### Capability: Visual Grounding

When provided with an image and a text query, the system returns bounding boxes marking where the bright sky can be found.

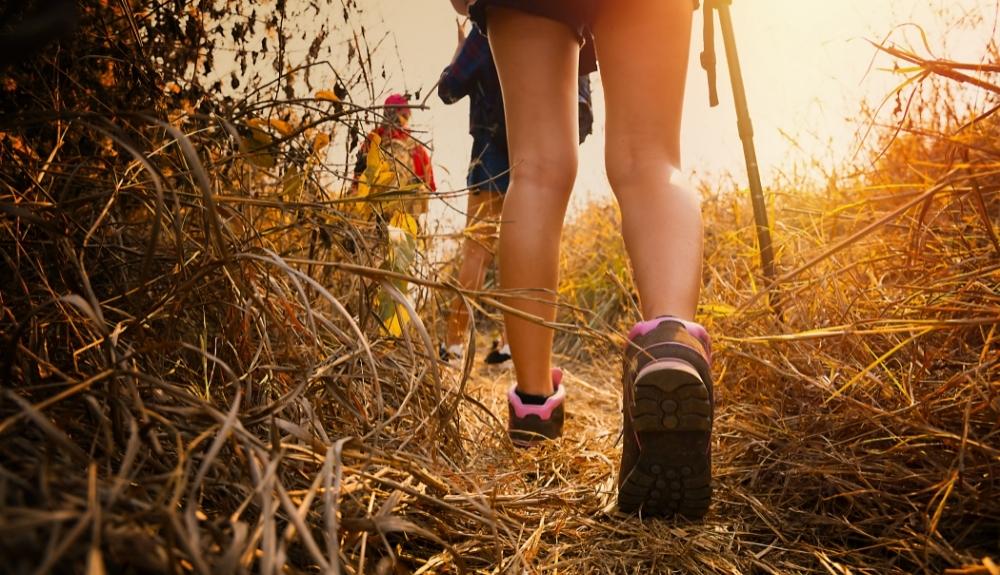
[351,0,997,230]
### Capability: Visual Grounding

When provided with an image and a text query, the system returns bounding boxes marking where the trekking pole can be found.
[699,0,782,317]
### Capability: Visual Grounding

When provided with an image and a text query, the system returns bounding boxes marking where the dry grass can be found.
[1,12,999,575]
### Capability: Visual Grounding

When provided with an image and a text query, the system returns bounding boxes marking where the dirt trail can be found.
[446,348,760,573]
[432,333,996,574]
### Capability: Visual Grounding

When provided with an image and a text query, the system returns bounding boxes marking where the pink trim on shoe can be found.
[627,317,712,361]
[507,368,565,419]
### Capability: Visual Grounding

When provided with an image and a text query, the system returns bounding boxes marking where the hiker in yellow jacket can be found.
[352,93,438,335]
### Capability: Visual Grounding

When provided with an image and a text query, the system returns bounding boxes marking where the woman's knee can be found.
[509,153,578,196]
[607,153,701,212]
[606,149,681,193]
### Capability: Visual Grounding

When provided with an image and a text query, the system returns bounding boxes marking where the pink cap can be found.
[384,93,409,107]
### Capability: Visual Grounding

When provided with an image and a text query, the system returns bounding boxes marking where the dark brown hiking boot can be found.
[484,340,512,366]
[507,368,565,447]
[618,317,713,518]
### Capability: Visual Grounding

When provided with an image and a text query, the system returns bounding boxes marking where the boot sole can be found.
[618,359,712,518]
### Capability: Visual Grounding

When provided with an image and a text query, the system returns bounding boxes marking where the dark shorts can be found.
[469,0,599,74]
[467,136,510,194]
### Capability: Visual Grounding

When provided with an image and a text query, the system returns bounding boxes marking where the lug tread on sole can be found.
[619,363,713,518]
[617,461,711,518]
[632,371,712,433]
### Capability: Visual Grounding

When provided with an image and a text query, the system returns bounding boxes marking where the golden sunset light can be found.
[2,1,997,572]
[363,0,997,224]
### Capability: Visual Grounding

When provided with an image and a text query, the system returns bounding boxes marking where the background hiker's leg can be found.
[447,189,504,348]
[593,0,701,320]
[487,7,580,396]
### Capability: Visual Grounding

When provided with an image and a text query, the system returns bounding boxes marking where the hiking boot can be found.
[439,343,463,363]
[484,340,512,366]
[618,317,713,518]
[508,368,565,447]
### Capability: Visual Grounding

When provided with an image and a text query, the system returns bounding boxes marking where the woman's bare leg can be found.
[446,189,504,348]
[593,0,700,320]
[487,8,580,396]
